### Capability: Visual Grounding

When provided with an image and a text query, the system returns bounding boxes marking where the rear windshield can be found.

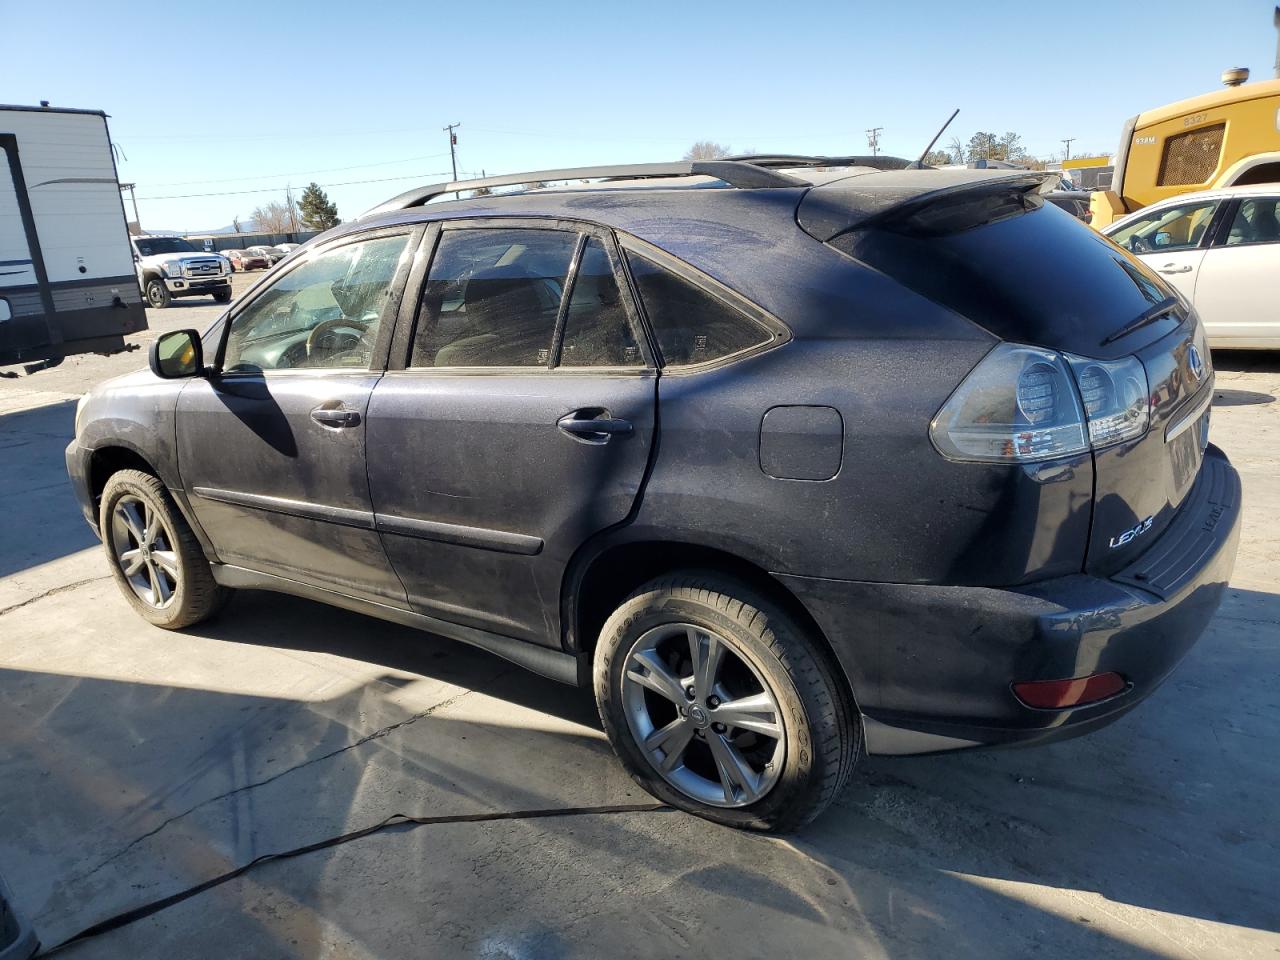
[829,203,1183,357]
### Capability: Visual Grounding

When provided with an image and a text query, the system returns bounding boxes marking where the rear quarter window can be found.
[624,251,774,366]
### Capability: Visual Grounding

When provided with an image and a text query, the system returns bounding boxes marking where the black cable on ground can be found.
[38,802,670,956]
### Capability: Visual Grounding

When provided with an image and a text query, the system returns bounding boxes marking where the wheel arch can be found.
[87,442,219,561]
[89,444,161,506]
[563,537,858,710]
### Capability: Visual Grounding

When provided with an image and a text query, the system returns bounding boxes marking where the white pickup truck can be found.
[131,235,232,308]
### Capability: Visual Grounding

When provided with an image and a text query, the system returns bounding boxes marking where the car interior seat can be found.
[432,266,548,366]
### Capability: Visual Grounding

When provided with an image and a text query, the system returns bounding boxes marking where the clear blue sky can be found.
[4,0,1278,231]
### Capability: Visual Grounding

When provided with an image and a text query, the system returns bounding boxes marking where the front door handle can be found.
[311,406,361,428]
[1158,264,1193,274]
[557,410,633,444]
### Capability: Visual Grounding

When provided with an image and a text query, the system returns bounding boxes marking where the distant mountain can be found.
[199,219,261,236]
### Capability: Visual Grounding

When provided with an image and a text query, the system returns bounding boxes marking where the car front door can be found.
[1108,198,1222,303]
[1191,195,1280,346]
[366,221,656,645]
[176,228,419,605]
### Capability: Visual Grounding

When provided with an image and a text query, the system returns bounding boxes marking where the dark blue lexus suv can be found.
[67,157,1241,831]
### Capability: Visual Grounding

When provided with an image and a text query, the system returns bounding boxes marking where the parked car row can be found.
[222,243,299,271]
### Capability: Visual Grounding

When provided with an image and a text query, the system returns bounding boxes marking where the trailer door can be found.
[0,135,52,363]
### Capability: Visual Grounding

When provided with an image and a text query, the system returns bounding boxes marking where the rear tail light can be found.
[1067,355,1150,446]
[930,342,1150,463]
[1013,672,1127,708]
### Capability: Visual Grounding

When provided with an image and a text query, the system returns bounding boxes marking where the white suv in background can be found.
[1105,185,1280,350]
[131,236,232,309]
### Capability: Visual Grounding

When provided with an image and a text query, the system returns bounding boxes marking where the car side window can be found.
[1222,197,1280,246]
[1109,201,1218,254]
[222,234,410,374]
[623,250,773,366]
[411,228,575,368]
[557,238,643,368]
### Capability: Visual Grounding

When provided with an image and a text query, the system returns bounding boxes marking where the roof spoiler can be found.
[362,161,806,218]
[798,169,1061,241]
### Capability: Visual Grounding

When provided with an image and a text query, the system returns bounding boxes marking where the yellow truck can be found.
[1091,73,1280,228]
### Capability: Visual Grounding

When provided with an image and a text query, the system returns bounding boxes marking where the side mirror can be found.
[150,329,204,379]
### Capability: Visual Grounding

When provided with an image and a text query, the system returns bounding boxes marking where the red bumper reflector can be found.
[1013,672,1126,709]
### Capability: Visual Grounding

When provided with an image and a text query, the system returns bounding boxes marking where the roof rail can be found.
[362,161,806,218]
[725,154,915,171]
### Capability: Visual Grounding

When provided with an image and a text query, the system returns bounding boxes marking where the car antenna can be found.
[909,108,960,169]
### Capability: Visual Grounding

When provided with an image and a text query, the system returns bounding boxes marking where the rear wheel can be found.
[594,572,858,832]
[144,278,171,309]
[100,469,228,628]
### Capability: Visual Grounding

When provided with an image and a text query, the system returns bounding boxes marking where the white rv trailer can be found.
[0,104,146,369]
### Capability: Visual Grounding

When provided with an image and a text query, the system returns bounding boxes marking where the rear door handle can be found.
[1158,264,1193,274]
[557,410,633,444]
[311,406,361,428]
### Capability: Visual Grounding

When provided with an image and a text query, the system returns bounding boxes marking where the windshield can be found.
[135,237,197,256]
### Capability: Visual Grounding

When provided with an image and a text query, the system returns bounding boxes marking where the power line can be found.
[136,170,474,201]
[145,152,453,188]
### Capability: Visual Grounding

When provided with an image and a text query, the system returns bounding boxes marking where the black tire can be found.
[144,278,171,309]
[594,571,859,832]
[213,289,232,304]
[100,469,229,629]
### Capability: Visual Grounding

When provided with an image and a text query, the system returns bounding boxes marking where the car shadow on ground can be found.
[1212,349,1280,375]
[173,582,1280,941]
[0,401,98,579]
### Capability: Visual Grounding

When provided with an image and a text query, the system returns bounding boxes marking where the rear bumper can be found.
[779,445,1242,755]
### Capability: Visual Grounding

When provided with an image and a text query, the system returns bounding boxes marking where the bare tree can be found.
[232,216,243,233]
[683,141,732,161]
[250,199,298,234]
[947,136,967,164]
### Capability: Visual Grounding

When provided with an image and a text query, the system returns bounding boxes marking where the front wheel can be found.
[145,278,171,308]
[100,469,229,628]
[213,288,232,304]
[594,572,859,832]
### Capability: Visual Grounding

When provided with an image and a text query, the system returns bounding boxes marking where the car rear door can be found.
[1190,195,1280,346]
[176,227,419,605]
[366,220,656,645]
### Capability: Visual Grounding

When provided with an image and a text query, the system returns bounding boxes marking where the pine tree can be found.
[298,182,340,230]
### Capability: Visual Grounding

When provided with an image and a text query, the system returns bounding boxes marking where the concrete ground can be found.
[1,290,1277,958]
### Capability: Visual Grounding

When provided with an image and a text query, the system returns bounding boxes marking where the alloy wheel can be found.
[621,622,786,807]
[109,495,179,608]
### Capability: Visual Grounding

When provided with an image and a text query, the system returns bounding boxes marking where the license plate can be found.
[1168,410,1208,496]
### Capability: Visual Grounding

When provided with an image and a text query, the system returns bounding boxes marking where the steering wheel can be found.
[305,316,373,360]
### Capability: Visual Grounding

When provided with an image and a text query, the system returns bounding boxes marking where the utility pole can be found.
[1061,138,1075,162]
[866,127,883,157]
[444,123,460,181]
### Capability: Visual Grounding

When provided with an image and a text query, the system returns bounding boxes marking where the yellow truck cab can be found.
[1091,74,1280,228]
